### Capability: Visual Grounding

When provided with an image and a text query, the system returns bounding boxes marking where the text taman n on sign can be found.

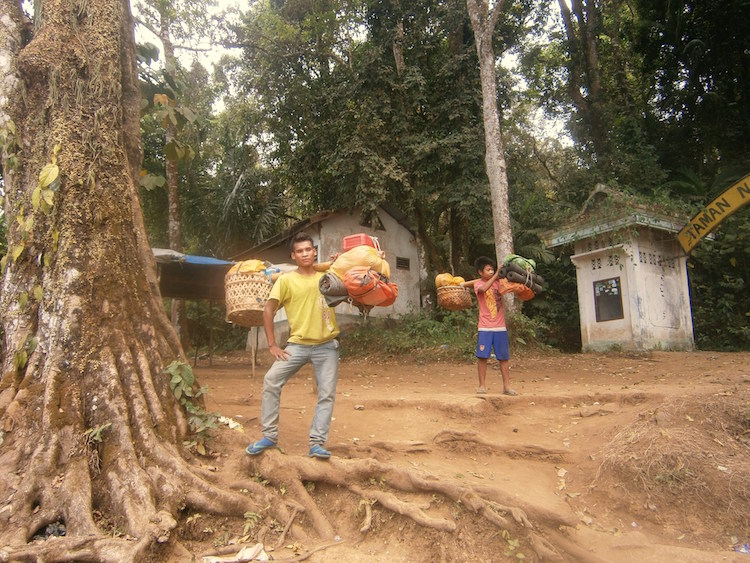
[677,173,750,253]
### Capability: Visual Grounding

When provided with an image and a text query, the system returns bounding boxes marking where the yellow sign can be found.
[678,173,750,253]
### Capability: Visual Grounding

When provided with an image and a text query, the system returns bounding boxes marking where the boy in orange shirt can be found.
[471,256,517,396]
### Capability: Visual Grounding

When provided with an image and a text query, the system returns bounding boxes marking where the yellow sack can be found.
[227,259,266,276]
[330,246,391,279]
[435,273,465,287]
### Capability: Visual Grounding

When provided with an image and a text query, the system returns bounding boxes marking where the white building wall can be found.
[314,210,421,321]
[629,230,694,350]
[571,240,633,350]
[570,230,694,351]
[246,209,421,350]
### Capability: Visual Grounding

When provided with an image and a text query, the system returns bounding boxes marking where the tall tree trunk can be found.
[414,202,444,275]
[158,8,190,350]
[466,0,514,269]
[557,0,609,159]
[0,1,248,559]
[393,20,405,76]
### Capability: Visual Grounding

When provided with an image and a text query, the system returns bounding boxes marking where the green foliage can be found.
[185,300,248,357]
[688,212,750,351]
[5,146,62,271]
[138,49,284,256]
[32,146,61,216]
[139,171,166,191]
[242,511,262,536]
[506,308,551,351]
[184,98,283,255]
[83,423,112,444]
[124,0,747,354]
[165,360,197,401]
[634,0,750,187]
[521,0,668,193]
[0,120,20,170]
[164,360,218,450]
[519,254,581,352]
[222,0,533,271]
[13,334,38,372]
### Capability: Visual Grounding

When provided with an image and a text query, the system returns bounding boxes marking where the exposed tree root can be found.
[358,500,373,533]
[200,540,344,563]
[275,500,304,548]
[243,448,578,560]
[349,485,457,531]
[273,540,343,562]
[366,440,430,453]
[544,528,609,563]
[0,317,257,562]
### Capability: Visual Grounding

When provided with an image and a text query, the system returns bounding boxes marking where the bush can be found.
[340,309,476,362]
[689,214,750,351]
[506,310,551,354]
[340,307,550,362]
[183,300,248,357]
[521,254,581,352]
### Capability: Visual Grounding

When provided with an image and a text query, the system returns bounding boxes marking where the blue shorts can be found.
[476,330,509,360]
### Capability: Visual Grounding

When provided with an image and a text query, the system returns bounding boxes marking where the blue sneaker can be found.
[308,444,331,459]
[246,437,276,455]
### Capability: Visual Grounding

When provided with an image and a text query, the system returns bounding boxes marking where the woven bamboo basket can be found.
[225,271,272,327]
[437,285,472,311]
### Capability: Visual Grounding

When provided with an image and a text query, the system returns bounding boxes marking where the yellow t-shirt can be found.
[269,271,340,345]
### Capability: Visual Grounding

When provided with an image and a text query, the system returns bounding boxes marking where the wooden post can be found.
[250,327,256,378]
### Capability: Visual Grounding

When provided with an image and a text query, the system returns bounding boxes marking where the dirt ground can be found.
[177,350,750,562]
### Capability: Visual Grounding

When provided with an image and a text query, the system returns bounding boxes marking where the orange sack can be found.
[497,278,535,301]
[343,266,399,307]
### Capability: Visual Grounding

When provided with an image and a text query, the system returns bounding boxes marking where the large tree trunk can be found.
[466,0,514,284]
[0,1,248,559]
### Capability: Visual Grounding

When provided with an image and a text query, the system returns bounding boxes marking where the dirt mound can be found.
[593,393,750,543]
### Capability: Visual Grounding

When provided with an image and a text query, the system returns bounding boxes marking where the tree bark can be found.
[414,202,445,275]
[0,1,248,559]
[465,0,514,271]
[393,20,405,76]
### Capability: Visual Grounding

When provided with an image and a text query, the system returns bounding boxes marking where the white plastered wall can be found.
[570,229,694,351]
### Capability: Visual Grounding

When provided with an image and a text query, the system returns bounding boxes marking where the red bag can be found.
[343,266,399,307]
[342,233,381,252]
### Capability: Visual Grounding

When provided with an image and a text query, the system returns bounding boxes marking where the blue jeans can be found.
[260,339,339,446]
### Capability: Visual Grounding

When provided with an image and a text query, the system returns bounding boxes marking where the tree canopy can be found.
[4,0,749,356]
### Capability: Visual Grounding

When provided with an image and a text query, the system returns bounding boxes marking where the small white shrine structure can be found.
[544,186,695,352]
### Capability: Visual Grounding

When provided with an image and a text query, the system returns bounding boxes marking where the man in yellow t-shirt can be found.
[246,233,340,459]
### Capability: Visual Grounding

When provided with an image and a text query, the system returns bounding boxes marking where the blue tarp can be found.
[153,249,233,300]
[184,255,233,266]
